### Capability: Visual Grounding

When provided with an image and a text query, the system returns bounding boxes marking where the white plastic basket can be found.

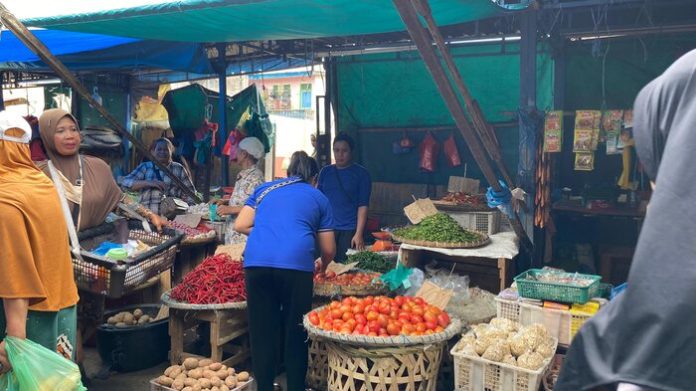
[495,297,520,322]
[447,210,501,235]
[495,298,593,346]
[451,337,558,391]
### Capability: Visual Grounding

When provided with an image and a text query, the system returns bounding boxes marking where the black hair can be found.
[333,132,355,151]
[287,151,318,183]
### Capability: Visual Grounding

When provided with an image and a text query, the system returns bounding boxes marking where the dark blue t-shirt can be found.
[243,177,334,272]
[317,164,371,231]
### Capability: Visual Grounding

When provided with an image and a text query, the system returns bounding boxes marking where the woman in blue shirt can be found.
[235,151,335,391]
[317,132,372,261]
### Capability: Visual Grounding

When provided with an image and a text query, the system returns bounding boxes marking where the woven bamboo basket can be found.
[161,291,247,310]
[306,335,329,390]
[325,340,445,391]
[313,281,388,298]
[390,233,490,249]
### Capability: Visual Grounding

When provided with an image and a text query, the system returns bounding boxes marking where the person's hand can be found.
[149,180,167,191]
[149,214,167,232]
[0,340,12,374]
[213,199,227,206]
[351,233,365,251]
[216,205,230,216]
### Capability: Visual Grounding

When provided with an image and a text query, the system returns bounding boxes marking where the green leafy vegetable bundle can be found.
[347,251,392,273]
[392,213,483,243]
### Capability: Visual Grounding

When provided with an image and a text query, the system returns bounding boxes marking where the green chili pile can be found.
[393,213,483,243]
[347,251,393,273]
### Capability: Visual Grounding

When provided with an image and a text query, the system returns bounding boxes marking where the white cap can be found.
[0,110,32,144]
[238,137,265,160]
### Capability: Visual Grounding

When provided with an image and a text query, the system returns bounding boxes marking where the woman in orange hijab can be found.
[0,111,80,373]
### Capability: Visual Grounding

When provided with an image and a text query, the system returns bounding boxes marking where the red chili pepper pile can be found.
[170,253,246,304]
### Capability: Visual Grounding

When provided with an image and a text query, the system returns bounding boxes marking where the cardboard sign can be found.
[404,198,438,224]
[215,243,245,261]
[174,213,202,228]
[448,176,480,194]
[415,281,454,310]
[325,261,358,276]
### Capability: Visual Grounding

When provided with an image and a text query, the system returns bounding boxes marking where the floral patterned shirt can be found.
[225,166,264,244]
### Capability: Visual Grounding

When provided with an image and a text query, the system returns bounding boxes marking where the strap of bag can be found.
[256,177,302,205]
[333,167,355,204]
[48,160,84,262]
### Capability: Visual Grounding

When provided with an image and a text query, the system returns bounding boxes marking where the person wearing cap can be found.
[217,137,265,245]
[0,111,80,374]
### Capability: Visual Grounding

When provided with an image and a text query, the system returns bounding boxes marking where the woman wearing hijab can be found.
[555,49,696,391]
[235,151,335,391]
[120,137,197,215]
[37,108,165,231]
[0,111,80,374]
[217,137,265,245]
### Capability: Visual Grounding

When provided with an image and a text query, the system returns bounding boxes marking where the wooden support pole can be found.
[412,0,514,186]
[0,3,201,203]
[392,0,532,250]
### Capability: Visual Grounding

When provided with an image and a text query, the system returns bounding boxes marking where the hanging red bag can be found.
[443,133,462,167]
[419,131,439,172]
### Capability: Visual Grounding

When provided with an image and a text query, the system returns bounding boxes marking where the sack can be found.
[419,131,439,172]
[443,133,462,167]
[0,336,86,391]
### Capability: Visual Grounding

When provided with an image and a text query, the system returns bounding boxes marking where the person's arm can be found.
[234,206,256,236]
[0,298,29,373]
[351,206,368,250]
[120,163,165,191]
[120,196,167,231]
[351,168,372,250]
[317,231,336,273]
[217,205,244,217]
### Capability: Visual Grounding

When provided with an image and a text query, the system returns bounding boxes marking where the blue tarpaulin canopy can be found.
[0,29,138,62]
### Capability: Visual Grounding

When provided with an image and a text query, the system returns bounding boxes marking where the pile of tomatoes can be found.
[313,271,381,286]
[307,295,451,337]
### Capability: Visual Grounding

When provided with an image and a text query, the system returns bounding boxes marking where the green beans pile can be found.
[393,213,483,243]
[346,251,392,273]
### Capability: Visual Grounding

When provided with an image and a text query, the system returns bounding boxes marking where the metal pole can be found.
[392,0,532,250]
[0,72,5,111]
[323,58,333,163]
[216,43,229,188]
[0,2,201,203]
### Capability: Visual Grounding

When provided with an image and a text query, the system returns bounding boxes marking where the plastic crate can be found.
[495,297,520,322]
[445,210,501,235]
[514,269,601,304]
[451,337,558,391]
[76,220,184,298]
[519,303,593,346]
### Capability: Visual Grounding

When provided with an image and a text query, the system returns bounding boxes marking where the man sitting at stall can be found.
[119,138,197,215]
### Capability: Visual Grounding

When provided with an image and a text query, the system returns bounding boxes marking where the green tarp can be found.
[23,0,525,42]
[336,42,554,185]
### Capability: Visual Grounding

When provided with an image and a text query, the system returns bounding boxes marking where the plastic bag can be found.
[0,336,86,391]
[419,131,439,172]
[443,133,462,167]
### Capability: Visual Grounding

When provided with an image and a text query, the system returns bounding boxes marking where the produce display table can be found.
[164,296,249,369]
[399,231,519,293]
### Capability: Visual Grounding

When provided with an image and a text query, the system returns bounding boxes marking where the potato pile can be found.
[452,317,556,371]
[155,358,250,391]
[106,308,156,327]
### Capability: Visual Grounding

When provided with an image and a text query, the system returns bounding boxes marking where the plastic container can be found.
[451,337,558,391]
[96,304,169,372]
[514,269,601,304]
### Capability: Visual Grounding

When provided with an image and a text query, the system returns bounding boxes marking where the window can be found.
[281,84,291,110]
[300,83,312,109]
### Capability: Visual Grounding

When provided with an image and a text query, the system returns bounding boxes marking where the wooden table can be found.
[169,307,249,368]
[399,232,519,294]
